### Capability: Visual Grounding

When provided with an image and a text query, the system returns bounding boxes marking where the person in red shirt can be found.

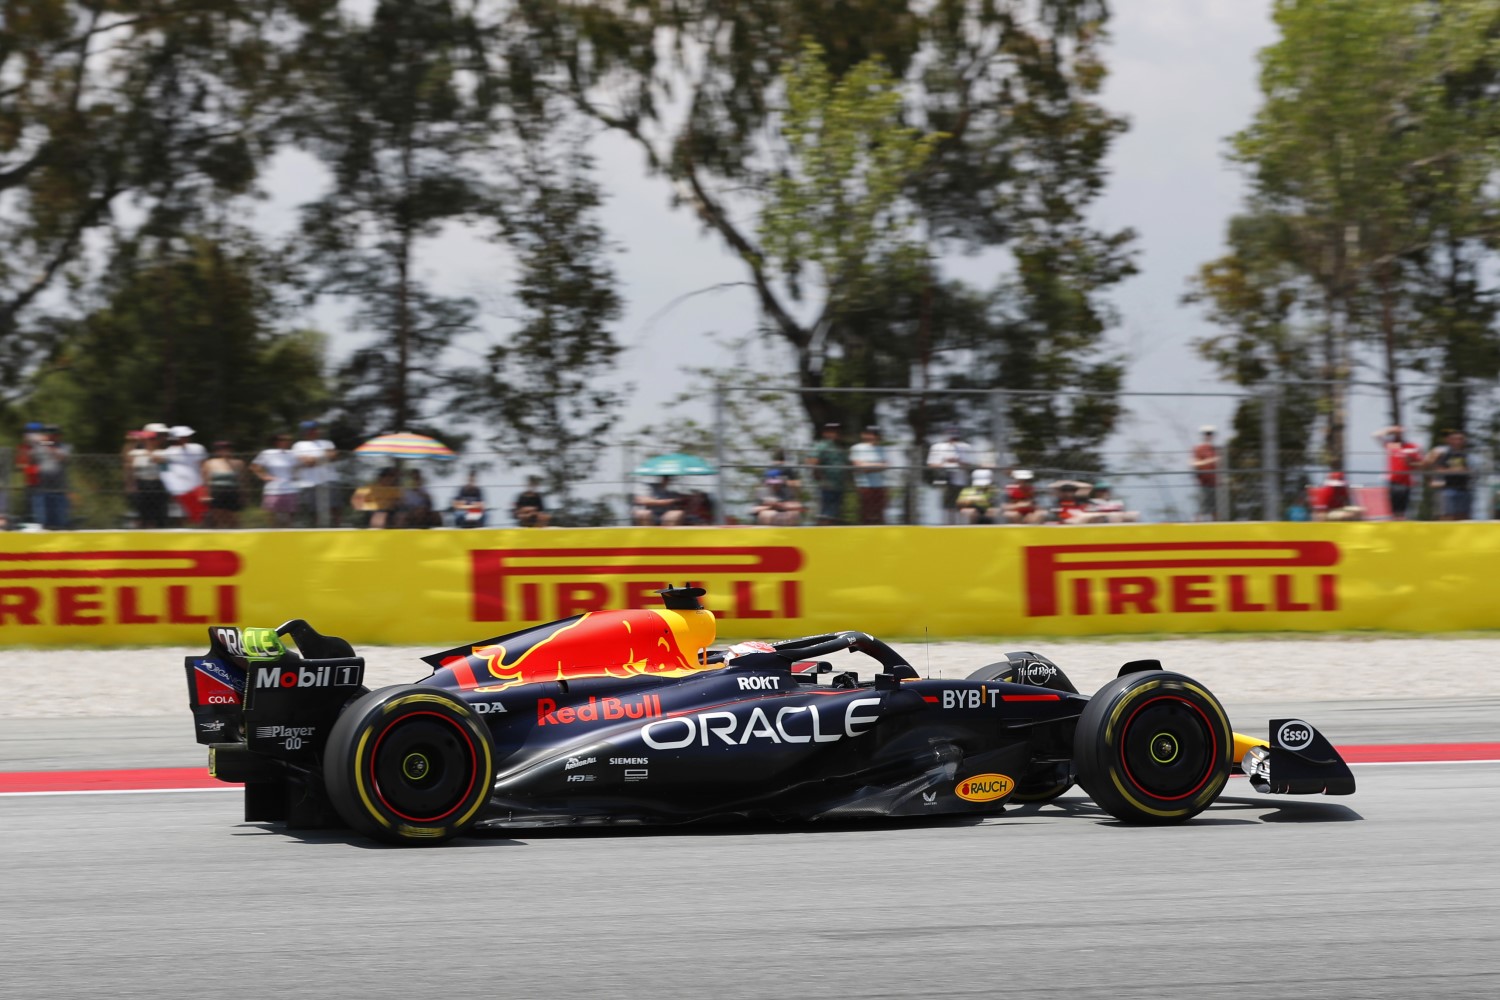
[1191,425,1220,521]
[1373,425,1422,519]
[1309,471,1362,521]
[1002,469,1043,524]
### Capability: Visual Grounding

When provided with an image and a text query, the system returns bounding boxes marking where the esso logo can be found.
[1277,721,1314,751]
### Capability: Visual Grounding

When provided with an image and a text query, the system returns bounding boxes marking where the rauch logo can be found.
[470,546,803,622]
[0,550,239,627]
[1023,540,1340,618]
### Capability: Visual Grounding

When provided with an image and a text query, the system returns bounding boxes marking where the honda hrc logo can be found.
[469,546,802,622]
[1023,541,1340,618]
[254,664,361,689]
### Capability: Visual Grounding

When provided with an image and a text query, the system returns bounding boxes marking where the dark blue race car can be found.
[185,586,1354,844]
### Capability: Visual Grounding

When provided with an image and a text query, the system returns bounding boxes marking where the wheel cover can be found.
[369,711,478,823]
[1118,695,1218,802]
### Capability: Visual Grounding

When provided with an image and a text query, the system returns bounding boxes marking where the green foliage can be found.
[1196,0,1500,461]
[294,0,498,437]
[0,1,329,398]
[466,119,624,510]
[28,234,329,454]
[527,1,1134,470]
[760,40,941,307]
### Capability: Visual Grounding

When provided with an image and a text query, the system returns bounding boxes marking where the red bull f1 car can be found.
[184,586,1354,844]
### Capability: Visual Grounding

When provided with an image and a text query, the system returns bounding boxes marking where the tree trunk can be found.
[1379,265,1402,429]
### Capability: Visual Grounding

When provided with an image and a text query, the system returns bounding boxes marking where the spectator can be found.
[351,467,402,528]
[848,425,889,525]
[1192,425,1220,521]
[751,469,804,526]
[926,425,974,524]
[394,468,440,527]
[1002,469,1044,524]
[1425,430,1474,521]
[292,420,339,527]
[17,421,44,523]
[201,440,246,529]
[1050,480,1093,524]
[29,425,71,529]
[681,489,715,525]
[634,476,685,526]
[1374,425,1423,520]
[1075,481,1139,524]
[1309,471,1363,522]
[251,432,301,528]
[512,475,551,528]
[451,471,487,528]
[807,421,849,525]
[955,469,998,524]
[162,426,208,526]
[124,429,169,528]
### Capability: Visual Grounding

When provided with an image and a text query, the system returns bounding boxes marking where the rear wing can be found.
[184,621,365,760]
[185,627,251,745]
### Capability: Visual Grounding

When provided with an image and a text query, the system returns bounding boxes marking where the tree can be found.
[465,119,625,520]
[1208,0,1500,466]
[1,1,329,411]
[27,233,329,455]
[516,0,1135,461]
[294,0,498,438]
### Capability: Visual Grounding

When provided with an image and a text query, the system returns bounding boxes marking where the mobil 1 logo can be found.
[253,663,362,690]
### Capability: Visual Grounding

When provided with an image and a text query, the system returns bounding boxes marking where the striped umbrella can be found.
[353,432,457,461]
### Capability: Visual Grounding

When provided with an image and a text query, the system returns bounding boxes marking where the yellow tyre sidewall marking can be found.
[352,694,495,835]
[1104,679,1230,818]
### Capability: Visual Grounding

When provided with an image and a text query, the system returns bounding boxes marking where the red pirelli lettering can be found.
[1024,541,1341,618]
[471,547,804,622]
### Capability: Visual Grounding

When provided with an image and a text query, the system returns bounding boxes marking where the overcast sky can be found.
[265,0,1335,498]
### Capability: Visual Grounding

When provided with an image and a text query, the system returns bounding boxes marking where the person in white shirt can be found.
[251,432,301,528]
[291,419,339,526]
[848,425,889,524]
[161,425,208,525]
[926,425,975,524]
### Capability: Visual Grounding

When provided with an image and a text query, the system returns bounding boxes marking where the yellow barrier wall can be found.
[1,523,1497,647]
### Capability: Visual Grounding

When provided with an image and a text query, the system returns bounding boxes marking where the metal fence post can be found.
[712,384,727,525]
[989,389,1010,471]
[1261,382,1281,520]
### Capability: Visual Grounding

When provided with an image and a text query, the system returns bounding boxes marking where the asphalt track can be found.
[3,700,1499,999]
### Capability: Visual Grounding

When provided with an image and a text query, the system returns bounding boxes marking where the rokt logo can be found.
[1023,541,1340,618]
[470,546,803,622]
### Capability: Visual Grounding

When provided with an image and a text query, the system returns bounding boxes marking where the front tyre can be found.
[1074,671,1231,825]
[323,685,494,845]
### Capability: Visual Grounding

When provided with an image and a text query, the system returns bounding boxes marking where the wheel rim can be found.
[1118,695,1218,801]
[369,711,478,823]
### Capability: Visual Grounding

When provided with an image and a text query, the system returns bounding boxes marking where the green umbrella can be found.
[633,452,717,476]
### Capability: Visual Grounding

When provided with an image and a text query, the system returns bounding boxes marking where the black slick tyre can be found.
[323,685,494,845]
[1074,671,1231,824]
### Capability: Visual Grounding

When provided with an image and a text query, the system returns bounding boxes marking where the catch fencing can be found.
[4,376,1498,529]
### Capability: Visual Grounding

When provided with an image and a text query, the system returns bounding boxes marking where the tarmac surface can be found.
[2,638,1498,997]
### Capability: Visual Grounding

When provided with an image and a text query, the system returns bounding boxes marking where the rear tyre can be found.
[323,685,494,845]
[1074,671,1231,825]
